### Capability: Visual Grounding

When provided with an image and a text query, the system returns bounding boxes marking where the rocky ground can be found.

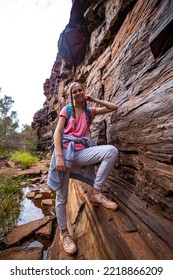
[0,158,158,260]
[0,157,57,260]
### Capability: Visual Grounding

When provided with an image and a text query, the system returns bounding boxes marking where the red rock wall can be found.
[32,0,173,259]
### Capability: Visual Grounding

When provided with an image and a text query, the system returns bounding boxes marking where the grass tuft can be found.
[0,175,23,241]
[11,151,39,169]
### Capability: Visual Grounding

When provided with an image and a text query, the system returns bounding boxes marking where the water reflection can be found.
[17,187,44,226]
[17,185,56,226]
[28,240,43,248]
[15,186,56,259]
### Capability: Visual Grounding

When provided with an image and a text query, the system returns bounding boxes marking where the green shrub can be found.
[11,151,39,169]
[0,140,9,157]
[0,175,22,241]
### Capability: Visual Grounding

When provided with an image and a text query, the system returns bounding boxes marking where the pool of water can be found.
[16,186,56,259]
[17,187,45,225]
[17,186,55,225]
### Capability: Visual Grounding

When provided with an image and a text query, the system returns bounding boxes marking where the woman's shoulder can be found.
[88,106,96,121]
[88,106,96,114]
[88,106,95,110]
[59,105,68,118]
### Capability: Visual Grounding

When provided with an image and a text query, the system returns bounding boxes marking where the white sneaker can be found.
[60,231,77,255]
[89,191,118,211]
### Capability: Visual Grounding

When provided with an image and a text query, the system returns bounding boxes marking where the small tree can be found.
[20,124,38,152]
[0,90,19,153]
[0,89,38,154]
[0,95,19,136]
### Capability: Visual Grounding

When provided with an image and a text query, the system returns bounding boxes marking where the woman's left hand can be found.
[85,95,96,102]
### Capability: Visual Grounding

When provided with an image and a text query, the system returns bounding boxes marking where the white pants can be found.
[56,145,118,230]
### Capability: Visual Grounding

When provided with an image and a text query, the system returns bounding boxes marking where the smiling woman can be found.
[0,0,72,127]
[47,81,119,255]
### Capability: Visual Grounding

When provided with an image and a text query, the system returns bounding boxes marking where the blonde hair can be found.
[68,81,85,95]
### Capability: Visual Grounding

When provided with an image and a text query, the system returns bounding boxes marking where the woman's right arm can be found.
[53,116,66,173]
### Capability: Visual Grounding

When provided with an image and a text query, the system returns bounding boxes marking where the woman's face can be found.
[71,83,85,103]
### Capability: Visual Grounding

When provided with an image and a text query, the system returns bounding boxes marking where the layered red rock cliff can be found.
[32,0,173,259]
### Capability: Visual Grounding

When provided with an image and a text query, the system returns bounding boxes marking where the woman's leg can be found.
[74,145,118,190]
[73,145,118,210]
[55,168,71,230]
[56,168,77,255]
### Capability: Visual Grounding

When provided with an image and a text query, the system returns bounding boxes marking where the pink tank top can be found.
[59,106,95,150]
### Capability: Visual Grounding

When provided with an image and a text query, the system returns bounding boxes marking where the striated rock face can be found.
[47,181,157,260]
[32,0,173,259]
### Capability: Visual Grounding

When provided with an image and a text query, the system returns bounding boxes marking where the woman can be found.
[48,81,119,255]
